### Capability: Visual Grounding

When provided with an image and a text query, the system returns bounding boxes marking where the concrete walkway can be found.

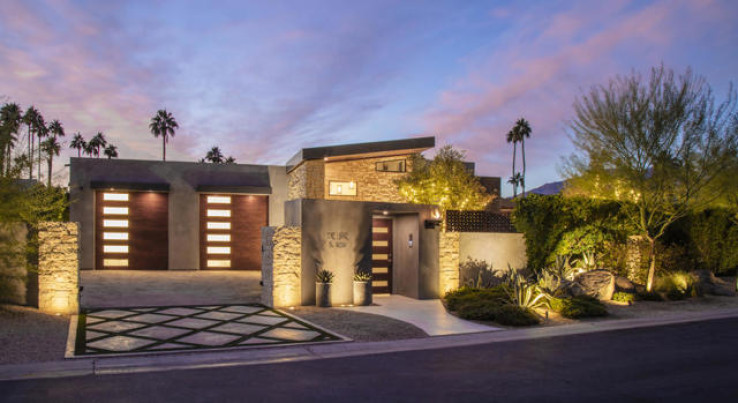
[339,295,499,336]
[80,271,262,308]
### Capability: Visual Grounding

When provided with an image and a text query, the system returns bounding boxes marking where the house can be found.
[69,136,524,307]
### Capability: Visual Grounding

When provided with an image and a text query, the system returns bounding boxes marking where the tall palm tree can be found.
[103,144,118,159]
[69,133,86,157]
[83,141,95,157]
[1,102,22,175]
[506,123,521,197]
[149,109,178,161]
[41,136,60,187]
[36,119,49,181]
[513,118,531,196]
[46,119,65,184]
[204,146,224,163]
[89,132,106,158]
[23,106,41,180]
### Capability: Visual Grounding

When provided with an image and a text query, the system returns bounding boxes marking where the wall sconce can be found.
[424,219,441,229]
[432,208,441,220]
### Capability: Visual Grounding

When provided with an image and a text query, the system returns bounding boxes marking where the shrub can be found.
[456,300,499,321]
[459,258,503,288]
[494,305,540,326]
[445,286,508,312]
[655,271,698,300]
[504,270,547,309]
[612,291,635,303]
[559,295,608,319]
[547,297,566,313]
[637,290,664,301]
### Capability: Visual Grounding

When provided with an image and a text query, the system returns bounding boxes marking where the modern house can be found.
[69,136,522,306]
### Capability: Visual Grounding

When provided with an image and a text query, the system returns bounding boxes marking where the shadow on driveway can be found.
[80,270,261,308]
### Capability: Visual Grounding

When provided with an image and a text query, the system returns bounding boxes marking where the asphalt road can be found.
[3,317,738,402]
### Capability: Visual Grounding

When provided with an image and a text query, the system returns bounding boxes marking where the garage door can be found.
[199,194,268,270]
[95,191,169,270]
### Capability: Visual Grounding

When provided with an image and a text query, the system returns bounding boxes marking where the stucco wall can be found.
[261,226,301,307]
[69,158,285,270]
[323,155,413,203]
[458,232,527,272]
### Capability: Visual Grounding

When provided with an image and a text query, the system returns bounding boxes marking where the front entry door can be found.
[371,218,392,294]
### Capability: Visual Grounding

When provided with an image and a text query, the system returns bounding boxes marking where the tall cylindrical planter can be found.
[316,283,332,307]
[353,281,372,306]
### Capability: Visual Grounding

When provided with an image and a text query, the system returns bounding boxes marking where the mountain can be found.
[528,180,565,195]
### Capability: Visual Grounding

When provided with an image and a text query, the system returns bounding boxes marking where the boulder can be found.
[615,276,636,292]
[574,270,616,300]
[691,270,736,296]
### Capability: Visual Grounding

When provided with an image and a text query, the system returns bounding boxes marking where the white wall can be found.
[458,232,527,272]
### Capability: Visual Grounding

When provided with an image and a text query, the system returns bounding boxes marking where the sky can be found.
[1,0,737,195]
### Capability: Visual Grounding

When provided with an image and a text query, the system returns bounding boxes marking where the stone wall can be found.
[38,222,79,314]
[439,231,460,296]
[287,160,325,201]
[261,226,302,307]
[626,235,650,284]
[324,155,412,203]
[0,224,28,305]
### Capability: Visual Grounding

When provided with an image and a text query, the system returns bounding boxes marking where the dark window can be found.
[376,159,406,172]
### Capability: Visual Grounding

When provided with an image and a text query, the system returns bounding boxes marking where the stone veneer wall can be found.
[0,224,28,305]
[324,155,412,203]
[287,160,325,201]
[38,222,79,314]
[626,235,650,284]
[438,231,460,296]
[261,226,302,307]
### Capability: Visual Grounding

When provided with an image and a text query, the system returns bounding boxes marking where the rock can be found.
[691,270,736,296]
[574,270,616,300]
[615,276,636,292]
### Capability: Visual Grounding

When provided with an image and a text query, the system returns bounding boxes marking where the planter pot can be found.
[353,281,372,306]
[315,282,332,307]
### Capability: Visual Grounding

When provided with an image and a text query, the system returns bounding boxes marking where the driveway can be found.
[80,270,262,308]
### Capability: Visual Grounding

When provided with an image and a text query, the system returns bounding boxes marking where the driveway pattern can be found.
[75,304,343,356]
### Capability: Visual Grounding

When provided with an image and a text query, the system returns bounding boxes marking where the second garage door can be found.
[199,194,268,270]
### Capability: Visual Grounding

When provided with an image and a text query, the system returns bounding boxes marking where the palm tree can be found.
[507,172,523,197]
[83,141,95,157]
[23,106,41,179]
[41,136,60,187]
[36,120,49,181]
[514,118,532,196]
[103,144,118,159]
[46,119,65,184]
[69,133,86,157]
[89,132,106,158]
[506,123,520,197]
[204,146,224,163]
[149,109,178,161]
[225,156,236,164]
[1,102,22,175]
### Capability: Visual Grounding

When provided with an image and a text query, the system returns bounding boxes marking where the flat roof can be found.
[286,136,435,171]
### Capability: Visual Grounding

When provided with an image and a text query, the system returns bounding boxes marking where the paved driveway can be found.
[80,270,262,308]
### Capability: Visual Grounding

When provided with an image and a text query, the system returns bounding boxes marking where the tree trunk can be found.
[522,138,526,197]
[645,237,657,292]
[163,135,166,161]
[47,155,52,187]
[37,140,42,183]
[512,142,517,197]
[28,125,32,180]
[6,143,12,174]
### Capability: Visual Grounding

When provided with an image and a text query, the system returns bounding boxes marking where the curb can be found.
[2,308,738,382]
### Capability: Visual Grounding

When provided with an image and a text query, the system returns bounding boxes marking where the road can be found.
[2,317,738,402]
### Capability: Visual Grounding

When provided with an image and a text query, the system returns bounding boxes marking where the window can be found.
[376,159,406,172]
[329,181,357,196]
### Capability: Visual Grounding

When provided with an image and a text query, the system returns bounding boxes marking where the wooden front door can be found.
[371,218,392,294]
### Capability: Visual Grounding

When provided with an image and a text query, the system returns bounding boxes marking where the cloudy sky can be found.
[1,0,736,195]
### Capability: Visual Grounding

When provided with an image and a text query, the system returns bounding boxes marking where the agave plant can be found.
[315,269,335,284]
[537,271,566,298]
[353,271,372,282]
[504,270,547,309]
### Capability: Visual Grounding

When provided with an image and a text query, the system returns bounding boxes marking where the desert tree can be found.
[563,65,738,291]
[103,144,118,159]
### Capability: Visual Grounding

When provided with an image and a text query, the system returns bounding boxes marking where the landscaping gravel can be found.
[289,307,428,341]
[0,305,70,365]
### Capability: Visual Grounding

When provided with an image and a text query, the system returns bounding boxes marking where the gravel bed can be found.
[289,307,428,341]
[0,305,70,365]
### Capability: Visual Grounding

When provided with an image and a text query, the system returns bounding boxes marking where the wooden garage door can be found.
[199,194,268,270]
[95,191,169,270]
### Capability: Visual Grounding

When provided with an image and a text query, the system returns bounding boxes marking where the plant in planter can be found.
[315,269,335,307]
[353,271,373,306]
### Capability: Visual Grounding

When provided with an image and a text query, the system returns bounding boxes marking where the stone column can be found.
[439,231,460,296]
[38,222,79,314]
[261,226,302,307]
[626,235,650,285]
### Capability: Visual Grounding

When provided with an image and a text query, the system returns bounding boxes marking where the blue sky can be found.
[1,0,737,195]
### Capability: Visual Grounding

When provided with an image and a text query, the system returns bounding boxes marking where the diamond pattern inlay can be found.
[75,304,342,357]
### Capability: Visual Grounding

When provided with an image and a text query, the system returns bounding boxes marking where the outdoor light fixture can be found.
[383,210,389,216]
[425,208,442,228]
